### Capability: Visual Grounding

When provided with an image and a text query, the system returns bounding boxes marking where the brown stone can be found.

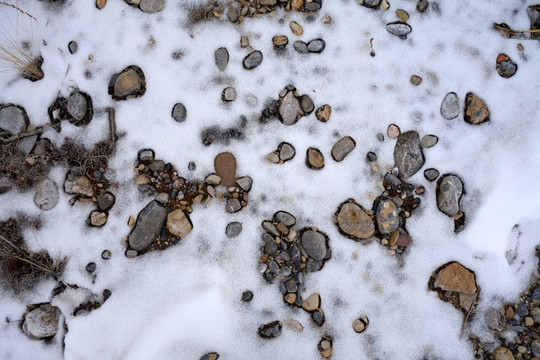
[396,234,412,247]
[90,211,107,227]
[96,0,106,9]
[464,92,490,125]
[114,68,142,98]
[336,201,375,240]
[302,293,320,312]
[284,293,296,304]
[166,209,193,238]
[284,318,303,332]
[291,0,304,11]
[290,21,304,36]
[493,347,515,360]
[214,152,237,187]
[434,262,477,294]
[352,316,369,333]
[315,104,331,122]
[505,306,515,320]
[273,35,288,48]
[387,124,400,139]
[306,147,324,169]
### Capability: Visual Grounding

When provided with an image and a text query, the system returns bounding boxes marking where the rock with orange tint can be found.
[434,262,477,294]
[214,152,237,187]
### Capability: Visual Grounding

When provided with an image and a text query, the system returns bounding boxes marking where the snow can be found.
[1,0,540,359]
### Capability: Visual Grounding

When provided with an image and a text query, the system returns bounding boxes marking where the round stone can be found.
[301,230,327,260]
[242,290,253,302]
[421,134,438,148]
[226,222,242,238]
[243,51,263,70]
[172,103,187,122]
[410,75,422,86]
[34,179,59,211]
[86,262,96,273]
[440,92,460,120]
[336,201,375,240]
[301,293,320,311]
[278,142,295,161]
[307,39,326,53]
[376,200,399,234]
[111,66,145,100]
[68,41,78,54]
[424,168,440,181]
[222,87,237,102]
[293,41,308,54]
[290,21,304,36]
[67,92,87,121]
[387,124,400,139]
[496,54,517,78]
[306,148,324,169]
[214,47,229,71]
[214,152,237,187]
[101,250,112,260]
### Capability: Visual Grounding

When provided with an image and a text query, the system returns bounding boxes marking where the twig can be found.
[0,2,37,21]
[460,287,481,339]
[107,107,116,147]
[0,127,43,144]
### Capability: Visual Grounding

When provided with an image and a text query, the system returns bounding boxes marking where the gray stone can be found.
[225,198,242,213]
[440,92,460,120]
[222,87,237,102]
[97,192,115,211]
[363,0,381,7]
[19,135,37,155]
[128,201,167,251]
[393,131,425,179]
[497,55,517,78]
[0,106,26,135]
[139,0,165,13]
[263,221,280,237]
[279,91,303,126]
[421,134,438,148]
[274,211,296,227]
[301,230,327,260]
[126,249,138,258]
[258,321,281,338]
[305,0,322,11]
[65,175,94,197]
[215,47,229,71]
[68,41,77,54]
[67,92,87,121]
[34,179,59,211]
[86,262,96,273]
[307,39,326,53]
[293,41,308,54]
[101,250,111,259]
[331,136,356,162]
[236,176,252,191]
[279,142,295,161]
[226,222,242,238]
[386,22,412,37]
[167,209,193,238]
[376,200,399,234]
[260,0,277,5]
[516,303,529,317]
[155,192,169,204]
[436,174,463,217]
[242,51,263,70]
[23,304,60,340]
[172,103,187,122]
[532,340,540,357]
[484,307,501,330]
[336,201,375,239]
[263,233,278,255]
[299,95,314,114]
[424,168,439,182]
[138,148,155,162]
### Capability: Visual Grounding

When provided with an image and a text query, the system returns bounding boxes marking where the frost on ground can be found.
[0,0,540,359]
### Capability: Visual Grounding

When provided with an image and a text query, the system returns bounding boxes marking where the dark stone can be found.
[68,41,78,54]
[393,131,425,179]
[172,103,187,122]
[307,39,326,53]
[436,174,463,217]
[226,222,242,238]
[299,95,314,114]
[301,230,327,260]
[293,41,308,54]
[128,201,168,251]
[86,262,96,273]
[424,168,439,182]
[258,321,281,338]
[312,309,325,326]
[274,211,296,227]
[263,233,278,255]
[243,51,263,70]
[97,192,115,211]
[242,291,253,302]
[367,152,377,162]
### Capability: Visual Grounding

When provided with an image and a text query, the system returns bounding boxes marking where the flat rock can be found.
[279,142,295,161]
[0,105,26,135]
[307,39,325,53]
[243,51,263,70]
[274,211,296,227]
[331,136,356,162]
[336,201,375,240]
[440,92,460,120]
[167,209,193,238]
[464,92,489,125]
[376,200,399,234]
[214,47,229,71]
[273,35,288,48]
[279,91,303,126]
[236,176,252,191]
[66,92,87,121]
[23,304,60,339]
[90,211,107,227]
[393,131,425,179]
[65,175,94,197]
[306,147,324,169]
[34,179,59,211]
[258,321,281,338]
[19,135,37,155]
[424,168,439,181]
[434,262,477,294]
[214,152,237,187]
[493,347,515,360]
[139,0,165,13]
[226,222,242,238]
[111,66,145,100]
[421,134,438,148]
[128,200,167,251]
[436,174,463,216]
[172,103,187,122]
[301,230,327,260]
[225,198,242,213]
[386,22,412,37]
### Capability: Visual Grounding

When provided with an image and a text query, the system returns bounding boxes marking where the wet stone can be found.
[331,136,356,162]
[376,200,399,234]
[367,152,377,162]
[306,148,324,169]
[307,39,326,53]
[243,51,263,70]
[67,92,88,121]
[301,230,327,260]
[464,92,489,125]
[386,22,412,37]
[128,201,167,251]
[34,179,59,211]
[242,290,253,302]
[397,9,409,22]
[421,134,438,148]
[336,201,375,240]
[172,103,187,122]
[393,131,425,179]
[23,304,60,340]
[226,222,242,238]
[138,148,155,162]
[293,40,308,54]
[214,47,229,71]
[440,92,460,120]
[436,174,463,217]
[258,321,281,338]
[424,168,439,181]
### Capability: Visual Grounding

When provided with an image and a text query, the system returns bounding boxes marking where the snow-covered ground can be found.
[1,0,540,359]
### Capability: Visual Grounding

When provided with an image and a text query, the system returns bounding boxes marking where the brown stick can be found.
[107,107,116,147]
[460,287,481,339]
[0,2,37,21]
[0,127,43,144]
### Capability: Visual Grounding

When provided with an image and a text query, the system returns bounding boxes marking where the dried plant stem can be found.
[0,1,36,21]
[460,287,481,339]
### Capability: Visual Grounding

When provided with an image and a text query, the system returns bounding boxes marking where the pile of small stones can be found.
[226,0,322,25]
[127,150,252,256]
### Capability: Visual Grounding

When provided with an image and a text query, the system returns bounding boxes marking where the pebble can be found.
[532,340,540,356]
[236,176,252,191]
[222,87,237,102]
[436,174,463,217]
[302,293,320,311]
[386,22,412,38]
[352,315,369,333]
[307,39,326,53]
[128,201,167,251]
[125,249,138,258]
[68,41,78,54]
[299,95,314,114]
[139,0,165,13]
[312,309,325,326]
[393,131,425,179]
[464,92,489,125]
[279,90,304,125]
[279,142,296,161]
[376,200,399,234]
[421,134,438,148]
[97,192,115,211]
[290,21,304,36]
[440,92,460,120]
[434,262,477,294]
[293,41,308,54]
[101,250,111,260]
[242,51,263,70]
[315,104,331,122]
[86,262,96,273]
[240,36,249,48]
[225,198,242,213]
[396,233,412,247]
[167,209,193,238]
[306,147,324,169]
[214,47,229,71]
[23,304,60,340]
[199,353,220,360]
[34,179,59,211]
[90,211,108,227]
[258,321,281,338]
[155,192,169,204]
[496,53,517,78]
[424,168,439,182]
[274,211,296,227]
[272,35,288,49]
[110,65,145,100]
[138,148,155,162]
[336,201,375,240]
[410,75,422,86]
[0,105,27,135]
[396,9,409,22]
[417,0,428,12]
[492,347,515,360]
[331,136,356,162]
[367,151,377,162]
[241,290,253,302]
[284,319,303,332]
[65,175,94,197]
[96,0,106,9]
[301,230,327,260]
[362,0,381,8]
[67,92,88,121]
[18,135,37,155]
[305,0,322,11]
[214,152,237,187]
[318,336,333,358]
[226,222,243,238]
[387,124,400,139]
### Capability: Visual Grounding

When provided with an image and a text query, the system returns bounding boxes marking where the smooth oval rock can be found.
[97,192,115,211]
[299,95,314,114]
[440,92,460,120]
[306,147,324,169]
[214,152,237,187]
[301,230,327,260]
[128,200,167,251]
[386,22,412,37]
[274,211,296,227]
[67,92,87,121]
[293,41,308,54]
[376,200,399,234]
[167,209,193,238]
[290,21,304,36]
[139,0,165,13]
[222,87,237,102]
[278,142,296,161]
[393,131,425,179]
[214,47,229,71]
[226,222,242,238]
[34,179,59,211]
[496,54,517,78]
[331,136,356,162]
[23,304,60,340]
[0,105,27,135]
[336,201,375,240]
[242,51,263,70]
[436,174,463,217]
[172,102,187,122]
[421,134,438,148]
[464,92,489,125]
[110,66,145,100]
[424,168,440,182]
